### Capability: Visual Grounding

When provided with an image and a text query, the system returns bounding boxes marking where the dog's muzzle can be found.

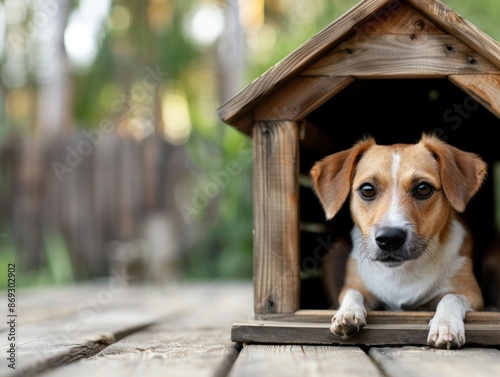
[375,227,407,251]
[374,227,408,266]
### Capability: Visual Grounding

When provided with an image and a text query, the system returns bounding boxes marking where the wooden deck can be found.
[2,280,500,377]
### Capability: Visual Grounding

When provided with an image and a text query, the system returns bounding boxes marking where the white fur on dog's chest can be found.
[358,261,450,310]
[350,220,467,311]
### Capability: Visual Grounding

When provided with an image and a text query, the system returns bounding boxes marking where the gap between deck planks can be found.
[36,324,243,377]
[5,281,500,377]
[0,281,253,377]
[227,345,382,377]
[226,345,500,377]
[35,282,254,377]
[369,347,500,377]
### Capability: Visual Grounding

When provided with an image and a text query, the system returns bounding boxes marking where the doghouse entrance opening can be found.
[299,78,500,310]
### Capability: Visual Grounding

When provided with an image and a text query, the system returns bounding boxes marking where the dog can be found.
[310,134,487,349]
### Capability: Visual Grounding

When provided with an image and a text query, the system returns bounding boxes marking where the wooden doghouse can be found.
[218,0,500,345]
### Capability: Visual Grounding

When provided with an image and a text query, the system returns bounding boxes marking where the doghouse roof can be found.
[217,0,500,136]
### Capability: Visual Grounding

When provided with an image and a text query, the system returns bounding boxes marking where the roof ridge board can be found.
[218,0,500,128]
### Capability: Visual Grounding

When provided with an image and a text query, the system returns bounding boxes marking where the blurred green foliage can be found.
[1,0,500,285]
[0,230,73,289]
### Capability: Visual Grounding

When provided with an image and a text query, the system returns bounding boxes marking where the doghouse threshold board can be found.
[231,310,500,346]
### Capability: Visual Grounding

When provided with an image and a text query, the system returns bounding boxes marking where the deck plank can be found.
[38,282,253,377]
[1,282,117,330]
[5,280,500,377]
[38,325,241,377]
[1,281,252,377]
[227,345,383,377]
[369,347,500,377]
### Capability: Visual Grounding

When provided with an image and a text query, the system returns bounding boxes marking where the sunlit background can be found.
[0,0,499,288]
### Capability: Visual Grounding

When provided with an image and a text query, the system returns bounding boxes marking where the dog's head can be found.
[310,134,487,267]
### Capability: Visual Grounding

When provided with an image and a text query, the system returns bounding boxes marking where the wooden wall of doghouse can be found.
[218,0,500,345]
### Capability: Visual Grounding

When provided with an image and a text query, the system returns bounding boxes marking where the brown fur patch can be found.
[339,258,380,310]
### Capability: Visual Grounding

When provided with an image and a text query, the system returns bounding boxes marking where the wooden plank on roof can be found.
[219,0,500,133]
[231,321,500,346]
[230,113,254,136]
[217,0,392,127]
[254,76,354,121]
[449,74,500,120]
[406,0,500,69]
[227,345,383,377]
[302,34,498,78]
[369,347,500,377]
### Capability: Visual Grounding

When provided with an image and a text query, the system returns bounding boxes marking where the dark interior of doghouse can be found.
[299,78,500,311]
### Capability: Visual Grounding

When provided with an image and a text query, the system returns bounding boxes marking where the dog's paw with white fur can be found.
[331,288,367,339]
[427,315,465,349]
[330,306,366,339]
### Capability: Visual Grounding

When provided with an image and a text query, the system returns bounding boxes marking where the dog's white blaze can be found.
[382,152,407,228]
[391,152,400,181]
[351,219,467,310]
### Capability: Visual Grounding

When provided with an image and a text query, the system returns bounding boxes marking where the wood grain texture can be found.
[356,0,443,35]
[7,281,500,376]
[2,282,253,377]
[0,283,110,331]
[253,76,354,121]
[302,34,498,78]
[227,345,383,377]
[369,347,500,377]
[1,283,169,376]
[4,310,155,377]
[232,322,428,346]
[256,310,500,324]
[217,0,392,131]
[253,121,300,314]
[231,321,500,346]
[449,74,500,119]
[40,326,241,377]
[218,0,500,134]
[36,282,253,377]
[406,0,500,68]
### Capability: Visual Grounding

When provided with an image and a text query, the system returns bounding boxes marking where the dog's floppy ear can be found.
[310,137,375,219]
[420,134,487,213]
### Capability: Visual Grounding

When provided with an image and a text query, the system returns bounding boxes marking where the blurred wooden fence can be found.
[0,131,190,282]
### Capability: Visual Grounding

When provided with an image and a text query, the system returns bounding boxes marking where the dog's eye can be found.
[358,183,376,200]
[413,182,434,199]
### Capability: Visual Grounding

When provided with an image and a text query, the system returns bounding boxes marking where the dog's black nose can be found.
[375,228,407,251]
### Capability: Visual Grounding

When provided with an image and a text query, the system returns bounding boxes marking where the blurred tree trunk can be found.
[34,0,73,140]
[217,0,246,104]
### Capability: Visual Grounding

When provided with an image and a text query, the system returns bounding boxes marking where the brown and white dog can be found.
[310,134,487,349]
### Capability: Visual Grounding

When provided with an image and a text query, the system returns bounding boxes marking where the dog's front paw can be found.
[427,316,465,349]
[330,307,366,339]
